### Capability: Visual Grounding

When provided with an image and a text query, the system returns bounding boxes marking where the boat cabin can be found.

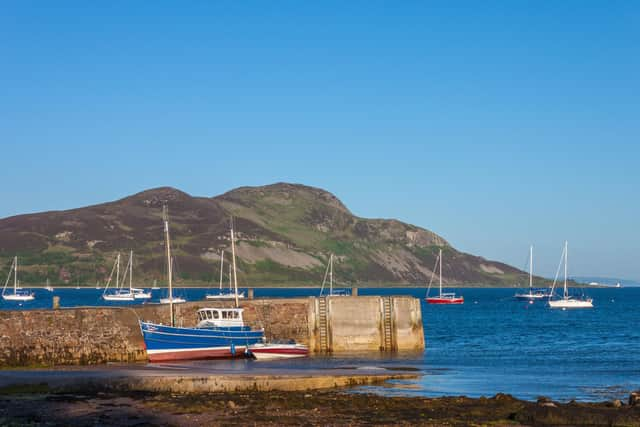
[196,307,245,328]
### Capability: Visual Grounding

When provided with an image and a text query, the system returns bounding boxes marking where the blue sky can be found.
[1,1,639,279]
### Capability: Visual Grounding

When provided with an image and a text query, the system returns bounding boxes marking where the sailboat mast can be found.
[230,218,239,308]
[14,256,17,293]
[163,204,174,326]
[116,253,120,290]
[439,249,443,297]
[329,254,334,296]
[529,245,533,291]
[129,250,133,292]
[564,241,568,298]
[219,250,224,291]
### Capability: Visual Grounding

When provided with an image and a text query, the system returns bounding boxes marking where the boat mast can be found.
[329,254,334,296]
[439,249,443,297]
[129,250,133,292]
[219,250,224,291]
[116,253,121,290]
[564,241,568,299]
[230,218,239,308]
[14,256,17,294]
[529,245,533,291]
[163,204,174,326]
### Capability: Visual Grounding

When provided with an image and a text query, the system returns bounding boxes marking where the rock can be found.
[629,391,640,407]
[541,402,557,408]
[493,393,514,402]
[537,396,552,404]
[612,399,623,408]
[227,400,237,409]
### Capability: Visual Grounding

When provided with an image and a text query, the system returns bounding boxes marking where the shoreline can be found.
[1,385,639,426]
[18,283,625,289]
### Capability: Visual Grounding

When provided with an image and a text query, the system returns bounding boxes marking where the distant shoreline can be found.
[21,283,629,289]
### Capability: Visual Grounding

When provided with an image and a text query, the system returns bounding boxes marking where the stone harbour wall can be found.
[0,296,424,367]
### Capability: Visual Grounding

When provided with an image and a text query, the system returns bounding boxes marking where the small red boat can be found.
[425,249,464,305]
[426,294,464,304]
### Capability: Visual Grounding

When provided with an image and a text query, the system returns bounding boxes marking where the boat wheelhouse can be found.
[196,307,250,329]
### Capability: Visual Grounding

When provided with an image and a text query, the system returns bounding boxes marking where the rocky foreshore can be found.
[1,386,640,426]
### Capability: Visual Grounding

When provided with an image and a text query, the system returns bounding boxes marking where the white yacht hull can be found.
[103,294,135,301]
[133,292,152,299]
[548,298,593,309]
[2,294,34,302]
[159,297,186,304]
[206,292,245,300]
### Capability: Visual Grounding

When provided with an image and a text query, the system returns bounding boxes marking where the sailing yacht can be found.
[548,241,593,309]
[44,279,54,292]
[425,249,464,304]
[102,253,135,301]
[319,254,349,297]
[2,257,35,301]
[206,249,245,300]
[158,206,186,305]
[514,246,551,301]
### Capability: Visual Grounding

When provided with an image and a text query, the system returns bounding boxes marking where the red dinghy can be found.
[425,249,464,305]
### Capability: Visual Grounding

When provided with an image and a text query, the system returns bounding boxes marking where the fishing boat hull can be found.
[426,296,464,304]
[249,343,309,360]
[139,321,264,362]
[548,298,593,309]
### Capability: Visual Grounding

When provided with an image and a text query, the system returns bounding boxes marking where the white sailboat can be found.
[2,257,35,301]
[102,253,135,301]
[151,279,160,290]
[206,246,245,300]
[124,251,151,299]
[548,241,593,309]
[159,205,186,306]
[514,246,551,301]
[44,279,54,292]
[319,254,349,297]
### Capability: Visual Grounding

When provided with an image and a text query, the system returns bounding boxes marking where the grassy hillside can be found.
[0,183,537,287]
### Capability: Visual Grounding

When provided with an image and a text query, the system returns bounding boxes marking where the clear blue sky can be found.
[1,1,638,280]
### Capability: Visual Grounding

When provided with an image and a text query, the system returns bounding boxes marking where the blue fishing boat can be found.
[140,307,264,362]
[139,207,263,362]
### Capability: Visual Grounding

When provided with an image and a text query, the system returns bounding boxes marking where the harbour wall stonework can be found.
[0,296,423,367]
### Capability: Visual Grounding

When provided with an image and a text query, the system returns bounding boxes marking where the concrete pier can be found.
[0,296,424,367]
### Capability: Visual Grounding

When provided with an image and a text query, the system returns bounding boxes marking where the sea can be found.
[1,286,638,402]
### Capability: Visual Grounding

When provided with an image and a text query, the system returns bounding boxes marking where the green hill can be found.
[0,183,534,287]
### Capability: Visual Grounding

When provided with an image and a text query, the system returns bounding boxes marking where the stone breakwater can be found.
[0,296,424,367]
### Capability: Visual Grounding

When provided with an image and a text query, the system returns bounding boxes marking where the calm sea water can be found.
[2,286,638,401]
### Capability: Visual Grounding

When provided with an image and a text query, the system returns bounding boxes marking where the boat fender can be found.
[230,343,236,356]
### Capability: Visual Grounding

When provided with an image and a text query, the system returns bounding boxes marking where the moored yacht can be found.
[425,249,463,304]
[548,242,593,309]
[2,257,35,302]
[514,246,552,301]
